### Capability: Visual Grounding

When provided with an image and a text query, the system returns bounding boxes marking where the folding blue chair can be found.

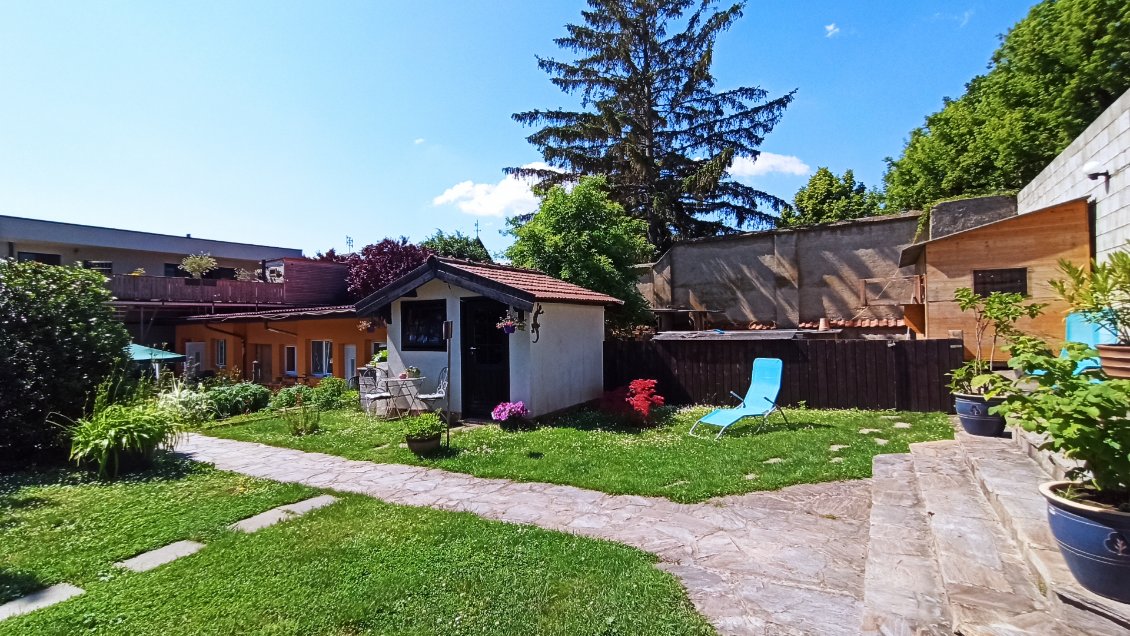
[689,358,789,440]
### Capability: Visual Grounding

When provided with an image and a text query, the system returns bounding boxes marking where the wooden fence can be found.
[109,276,286,305]
[604,338,964,413]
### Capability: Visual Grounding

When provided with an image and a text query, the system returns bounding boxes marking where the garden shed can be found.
[355,256,622,419]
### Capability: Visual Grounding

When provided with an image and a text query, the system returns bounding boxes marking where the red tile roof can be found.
[796,318,905,329]
[438,258,623,306]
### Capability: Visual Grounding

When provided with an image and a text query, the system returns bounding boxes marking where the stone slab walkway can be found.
[116,539,205,573]
[175,433,871,635]
[0,584,83,621]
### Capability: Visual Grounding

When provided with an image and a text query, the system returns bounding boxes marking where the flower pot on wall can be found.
[954,393,1006,437]
[1040,481,1130,603]
[1096,344,1130,379]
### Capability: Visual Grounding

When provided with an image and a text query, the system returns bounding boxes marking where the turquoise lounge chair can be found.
[689,358,789,440]
[1064,312,1117,374]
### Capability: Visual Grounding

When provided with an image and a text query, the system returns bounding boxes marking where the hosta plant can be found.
[69,403,180,478]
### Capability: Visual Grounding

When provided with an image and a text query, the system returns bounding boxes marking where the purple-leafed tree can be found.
[344,238,432,300]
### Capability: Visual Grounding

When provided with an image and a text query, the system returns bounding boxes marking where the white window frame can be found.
[283,345,297,376]
[215,339,227,369]
[311,340,333,377]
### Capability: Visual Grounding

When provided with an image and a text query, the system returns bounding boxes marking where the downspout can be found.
[203,323,248,379]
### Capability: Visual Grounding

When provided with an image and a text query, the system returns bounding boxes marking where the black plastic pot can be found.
[954,393,1006,437]
[1040,481,1130,603]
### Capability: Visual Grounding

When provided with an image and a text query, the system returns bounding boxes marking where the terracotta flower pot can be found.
[1096,344,1130,379]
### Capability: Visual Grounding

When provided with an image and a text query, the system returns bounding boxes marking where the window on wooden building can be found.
[972,268,1028,297]
[401,300,447,351]
[311,340,333,376]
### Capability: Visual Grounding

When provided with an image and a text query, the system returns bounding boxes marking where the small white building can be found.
[355,257,621,419]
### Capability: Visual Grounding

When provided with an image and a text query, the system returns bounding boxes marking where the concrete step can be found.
[861,453,951,635]
[909,440,1093,635]
[955,426,1130,636]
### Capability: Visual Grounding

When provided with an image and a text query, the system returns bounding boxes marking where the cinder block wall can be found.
[1018,87,1130,260]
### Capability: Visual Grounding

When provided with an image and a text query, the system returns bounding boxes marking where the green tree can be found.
[884,0,1130,210]
[420,230,492,262]
[505,177,652,329]
[780,167,884,227]
[509,0,794,252]
[0,260,130,467]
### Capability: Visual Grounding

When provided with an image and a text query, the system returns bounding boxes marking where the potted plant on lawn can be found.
[1051,250,1130,378]
[491,401,531,431]
[991,341,1130,602]
[403,413,445,455]
[948,287,1045,436]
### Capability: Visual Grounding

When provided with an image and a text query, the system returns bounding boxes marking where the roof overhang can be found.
[355,258,537,316]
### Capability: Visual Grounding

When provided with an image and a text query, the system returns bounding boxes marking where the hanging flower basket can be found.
[357,319,374,333]
[496,316,526,334]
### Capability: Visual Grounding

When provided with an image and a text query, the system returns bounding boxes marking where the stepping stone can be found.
[0,584,84,621]
[880,415,897,420]
[116,539,205,572]
[743,473,759,480]
[762,457,783,464]
[830,457,844,464]
[859,428,881,434]
[874,439,889,446]
[829,444,849,452]
[229,495,339,533]
[893,422,912,429]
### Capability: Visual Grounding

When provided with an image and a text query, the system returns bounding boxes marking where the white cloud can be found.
[959,10,973,27]
[433,162,553,217]
[824,23,840,38]
[414,138,425,145]
[728,152,811,178]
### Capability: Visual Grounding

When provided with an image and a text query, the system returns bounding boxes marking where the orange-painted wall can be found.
[176,318,387,383]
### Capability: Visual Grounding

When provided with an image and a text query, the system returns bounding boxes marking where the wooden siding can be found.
[110,275,286,304]
[281,259,350,306]
[605,338,963,413]
[923,199,1091,361]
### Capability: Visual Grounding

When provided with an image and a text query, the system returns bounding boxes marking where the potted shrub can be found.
[1051,251,1130,378]
[948,288,1044,436]
[992,341,1130,602]
[180,252,218,285]
[403,414,445,455]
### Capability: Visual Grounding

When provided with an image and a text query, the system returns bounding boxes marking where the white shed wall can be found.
[388,279,474,412]
[1018,87,1130,260]
[527,303,605,416]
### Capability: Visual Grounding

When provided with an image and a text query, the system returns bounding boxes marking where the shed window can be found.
[973,268,1028,297]
[311,340,333,376]
[401,300,447,351]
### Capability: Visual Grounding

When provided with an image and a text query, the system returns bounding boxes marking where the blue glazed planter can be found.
[954,394,1006,437]
[1040,482,1130,604]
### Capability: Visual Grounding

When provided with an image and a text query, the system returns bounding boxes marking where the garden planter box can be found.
[1040,481,1130,603]
[953,393,1006,437]
[1096,344,1130,379]
[406,434,441,456]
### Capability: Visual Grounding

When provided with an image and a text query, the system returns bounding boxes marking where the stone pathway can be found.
[0,584,84,621]
[175,433,871,635]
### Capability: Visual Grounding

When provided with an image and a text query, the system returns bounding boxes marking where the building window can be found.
[973,268,1028,297]
[164,263,183,277]
[401,300,447,351]
[83,260,113,276]
[215,339,227,368]
[17,252,61,265]
[311,340,333,376]
[283,345,297,376]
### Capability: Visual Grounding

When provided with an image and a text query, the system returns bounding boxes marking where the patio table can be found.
[382,376,426,419]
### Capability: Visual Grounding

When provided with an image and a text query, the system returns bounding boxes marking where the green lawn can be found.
[206,406,954,503]
[0,457,713,635]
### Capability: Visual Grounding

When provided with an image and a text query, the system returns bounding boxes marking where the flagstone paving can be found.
[175,433,872,636]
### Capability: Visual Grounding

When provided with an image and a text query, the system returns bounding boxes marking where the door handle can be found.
[468,347,477,352]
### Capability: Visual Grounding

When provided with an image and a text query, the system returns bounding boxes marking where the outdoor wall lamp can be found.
[1083,160,1110,182]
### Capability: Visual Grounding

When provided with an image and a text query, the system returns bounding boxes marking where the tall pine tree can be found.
[508,0,794,252]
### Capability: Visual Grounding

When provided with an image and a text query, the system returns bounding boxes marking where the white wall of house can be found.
[0,240,263,276]
[1017,87,1130,260]
[526,302,605,416]
[388,279,470,411]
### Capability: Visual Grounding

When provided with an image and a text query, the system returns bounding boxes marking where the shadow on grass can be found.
[0,569,46,604]
[0,453,203,495]
[715,420,833,438]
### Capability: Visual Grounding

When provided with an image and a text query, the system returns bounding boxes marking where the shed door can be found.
[460,297,510,419]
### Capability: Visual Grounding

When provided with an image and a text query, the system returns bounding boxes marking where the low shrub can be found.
[282,401,321,436]
[337,389,361,411]
[270,385,314,410]
[491,401,532,430]
[157,380,214,425]
[310,377,348,410]
[601,379,666,427]
[403,413,446,440]
[69,403,180,478]
[206,382,271,418]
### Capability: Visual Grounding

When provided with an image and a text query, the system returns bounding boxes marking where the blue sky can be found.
[0,1,1035,257]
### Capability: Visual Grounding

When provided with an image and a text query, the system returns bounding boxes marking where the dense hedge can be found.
[205,382,271,418]
[0,260,129,467]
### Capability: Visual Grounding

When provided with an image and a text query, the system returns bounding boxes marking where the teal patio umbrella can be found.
[129,344,186,379]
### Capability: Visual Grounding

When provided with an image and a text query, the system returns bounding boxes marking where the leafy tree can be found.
[343,238,432,300]
[509,0,794,252]
[506,176,652,329]
[420,230,492,262]
[780,167,884,227]
[0,260,130,467]
[884,0,1130,210]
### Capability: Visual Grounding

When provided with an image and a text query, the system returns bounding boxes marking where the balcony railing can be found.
[109,275,287,305]
[859,274,925,307]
